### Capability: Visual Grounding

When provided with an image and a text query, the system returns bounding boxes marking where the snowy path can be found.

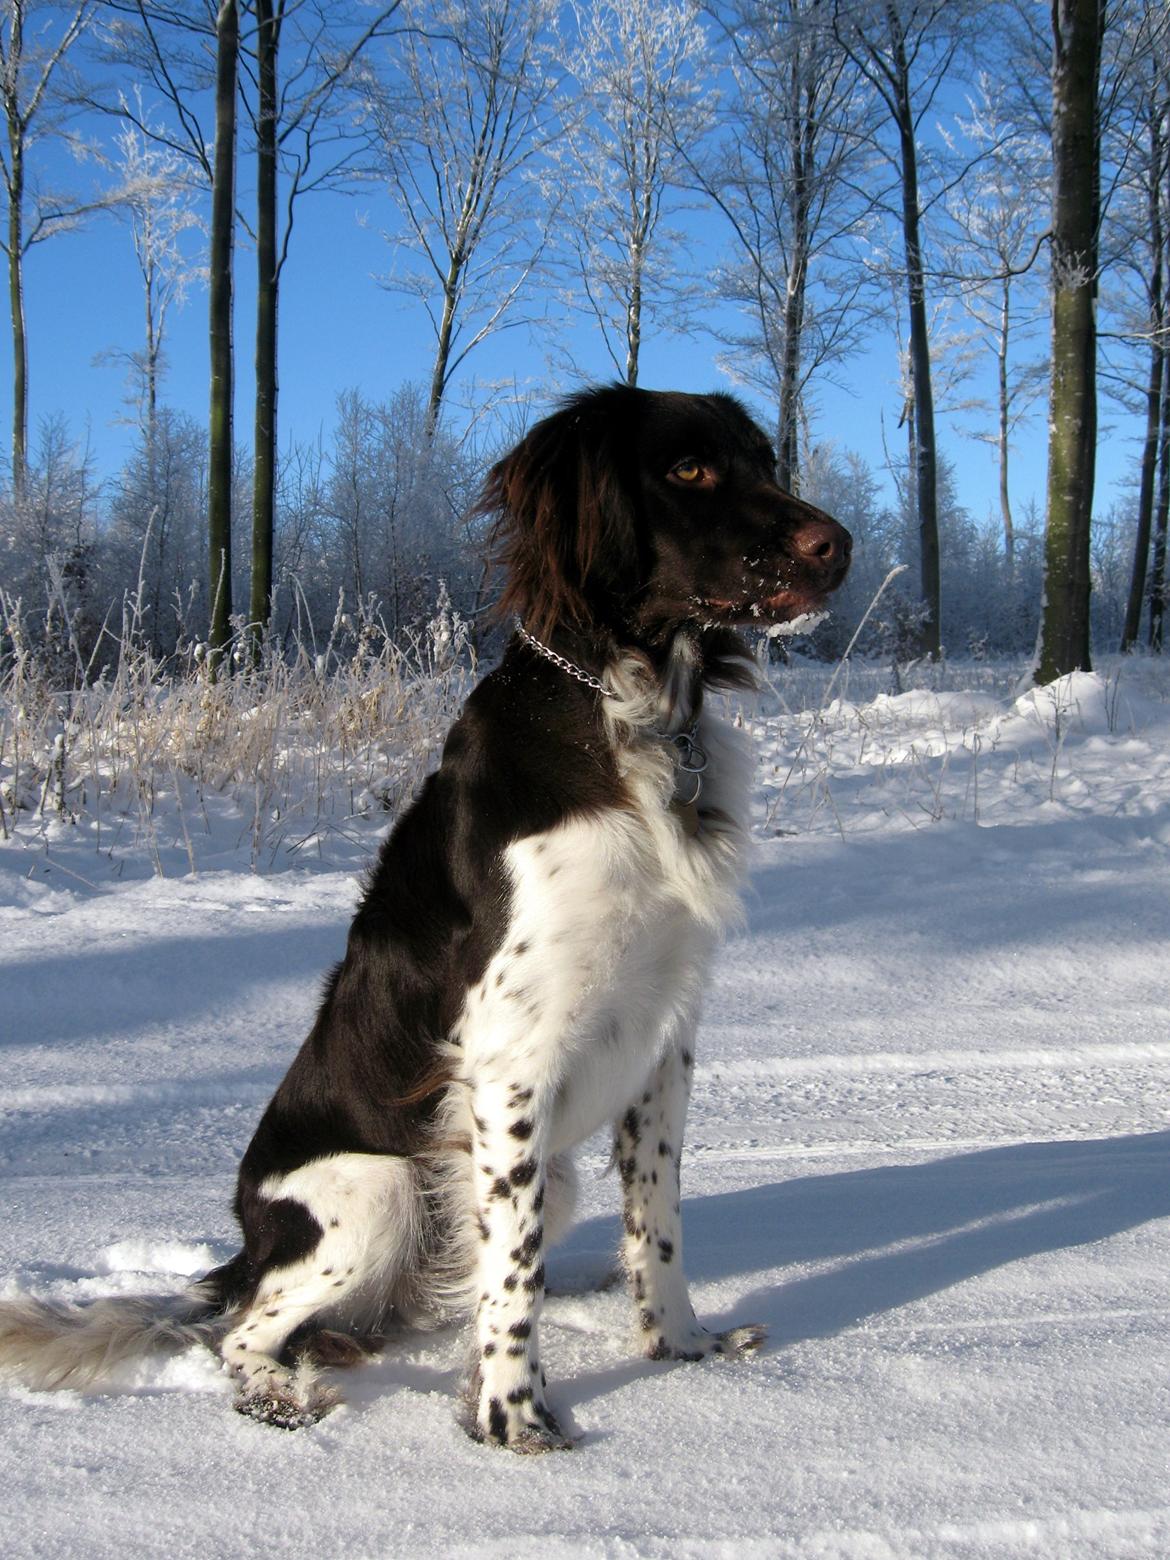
[2,668,1169,1557]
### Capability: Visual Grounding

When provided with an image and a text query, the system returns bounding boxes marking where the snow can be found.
[2,661,1169,1558]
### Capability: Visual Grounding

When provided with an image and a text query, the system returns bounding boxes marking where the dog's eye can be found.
[668,459,713,487]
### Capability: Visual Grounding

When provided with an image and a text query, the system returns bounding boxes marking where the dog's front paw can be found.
[646,1322,767,1363]
[465,1378,574,1453]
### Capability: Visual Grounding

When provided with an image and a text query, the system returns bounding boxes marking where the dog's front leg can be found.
[466,1077,571,1452]
[617,1039,766,1362]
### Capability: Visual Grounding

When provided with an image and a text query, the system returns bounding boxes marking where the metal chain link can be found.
[513,618,708,803]
[514,620,616,698]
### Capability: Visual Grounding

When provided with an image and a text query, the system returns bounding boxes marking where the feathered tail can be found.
[0,1279,229,1392]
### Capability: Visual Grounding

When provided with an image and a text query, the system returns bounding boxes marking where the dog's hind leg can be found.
[221,1153,421,1428]
[616,1035,766,1363]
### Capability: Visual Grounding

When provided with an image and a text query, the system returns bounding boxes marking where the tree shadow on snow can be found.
[553,1129,1170,1408]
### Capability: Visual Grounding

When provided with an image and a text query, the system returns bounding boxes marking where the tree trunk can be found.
[777,67,810,496]
[251,0,280,653]
[1036,0,1101,685]
[1121,339,1164,651]
[208,0,238,664]
[6,134,26,502]
[625,241,643,387]
[892,39,940,660]
[997,275,1015,570]
[1120,98,1164,653]
[426,263,460,434]
[1149,366,1170,651]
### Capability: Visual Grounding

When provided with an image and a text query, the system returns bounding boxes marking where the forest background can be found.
[0,0,1167,688]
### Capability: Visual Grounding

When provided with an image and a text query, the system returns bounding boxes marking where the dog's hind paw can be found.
[713,1323,767,1357]
[233,1379,340,1430]
[647,1321,767,1362]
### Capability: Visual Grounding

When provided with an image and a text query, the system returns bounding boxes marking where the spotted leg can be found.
[616,1038,766,1362]
[466,1078,572,1452]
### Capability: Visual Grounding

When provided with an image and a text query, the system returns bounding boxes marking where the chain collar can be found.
[513,619,708,804]
[514,620,616,698]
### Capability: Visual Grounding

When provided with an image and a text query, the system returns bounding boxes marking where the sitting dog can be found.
[0,384,850,1451]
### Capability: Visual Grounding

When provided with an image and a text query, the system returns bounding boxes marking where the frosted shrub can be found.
[0,590,475,874]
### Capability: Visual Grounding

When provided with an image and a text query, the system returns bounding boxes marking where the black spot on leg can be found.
[508,1319,532,1339]
[511,941,529,957]
[510,1226,543,1267]
[657,1238,674,1263]
[510,1157,537,1189]
[658,1140,671,1157]
[495,970,506,988]
[490,1176,512,1200]
[488,1398,508,1441]
[508,1118,534,1141]
[483,1343,496,1357]
[622,1107,641,1146]
[507,1385,534,1404]
[503,1272,519,1291]
[633,1271,646,1302]
[477,1213,490,1241]
[640,1307,658,1332]
[681,1049,693,1069]
[510,1086,533,1105]
[623,1209,638,1237]
[522,1262,546,1295]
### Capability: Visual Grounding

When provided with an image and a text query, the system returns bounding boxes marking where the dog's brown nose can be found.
[792,518,852,571]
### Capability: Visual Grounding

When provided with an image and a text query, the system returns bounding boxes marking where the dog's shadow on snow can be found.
[549,1129,1170,1412]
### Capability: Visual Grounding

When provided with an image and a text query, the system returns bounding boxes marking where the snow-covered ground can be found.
[2,659,1169,1558]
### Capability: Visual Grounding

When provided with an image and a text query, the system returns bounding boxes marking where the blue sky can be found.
[6,132,1133,543]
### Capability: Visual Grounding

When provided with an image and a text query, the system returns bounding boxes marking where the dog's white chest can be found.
[451,714,752,1150]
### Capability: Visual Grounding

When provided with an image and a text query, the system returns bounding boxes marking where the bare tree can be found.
[98,1,402,648]
[206,0,236,662]
[102,102,202,448]
[1116,3,1169,650]
[0,1,97,500]
[1035,0,1103,684]
[243,0,403,646]
[832,0,976,660]
[552,0,707,387]
[694,0,873,491]
[365,0,560,430]
[942,70,1049,568]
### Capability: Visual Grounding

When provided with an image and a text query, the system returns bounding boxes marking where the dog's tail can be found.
[0,1263,240,1392]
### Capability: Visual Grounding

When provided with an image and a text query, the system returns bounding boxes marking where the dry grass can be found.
[0,587,475,875]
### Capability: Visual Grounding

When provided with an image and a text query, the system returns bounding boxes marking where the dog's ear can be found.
[478,388,641,640]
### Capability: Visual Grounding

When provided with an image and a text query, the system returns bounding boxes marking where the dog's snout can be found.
[792,518,852,570]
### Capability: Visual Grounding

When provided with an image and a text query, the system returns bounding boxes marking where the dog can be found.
[0,384,850,1451]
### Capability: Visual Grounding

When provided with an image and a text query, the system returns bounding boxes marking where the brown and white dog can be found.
[0,385,850,1451]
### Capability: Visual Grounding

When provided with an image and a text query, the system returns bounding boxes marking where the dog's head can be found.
[480,384,851,643]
